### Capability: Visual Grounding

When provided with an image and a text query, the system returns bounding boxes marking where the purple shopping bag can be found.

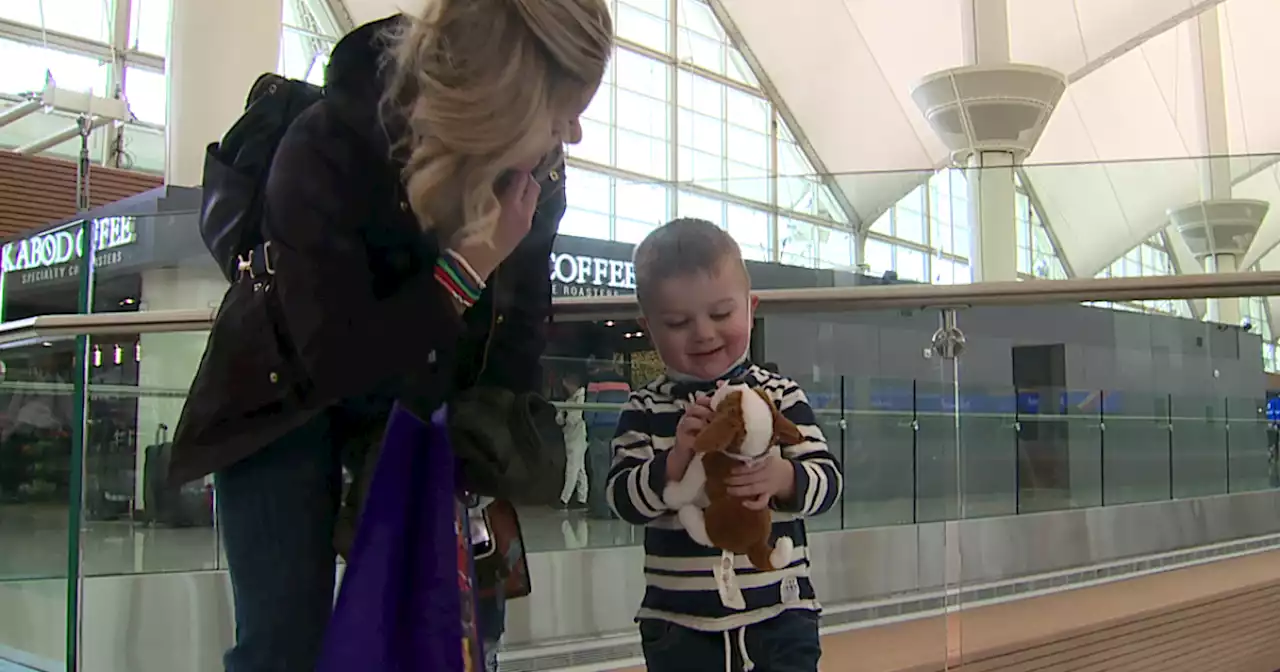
[317,403,484,672]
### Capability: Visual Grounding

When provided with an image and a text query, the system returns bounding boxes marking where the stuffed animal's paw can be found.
[663,456,707,509]
[663,481,694,509]
[677,506,714,547]
[769,536,794,569]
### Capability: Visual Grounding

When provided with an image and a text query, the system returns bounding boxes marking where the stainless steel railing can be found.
[0,271,1276,347]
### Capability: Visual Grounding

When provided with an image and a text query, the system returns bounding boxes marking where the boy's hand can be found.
[667,394,713,481]
[675,394,713,453]
[726,453,795,510]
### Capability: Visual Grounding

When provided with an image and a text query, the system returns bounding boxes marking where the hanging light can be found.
[113,345,122,365]
[92,346,101,368]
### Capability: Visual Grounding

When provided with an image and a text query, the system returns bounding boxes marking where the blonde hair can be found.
[384,0,612,246]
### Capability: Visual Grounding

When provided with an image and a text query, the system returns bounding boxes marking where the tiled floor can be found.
[608,550,1280,672]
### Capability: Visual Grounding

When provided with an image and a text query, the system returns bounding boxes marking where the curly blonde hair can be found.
[384,0,613,247]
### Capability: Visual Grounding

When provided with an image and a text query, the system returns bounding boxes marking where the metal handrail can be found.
[553,271,1280,320]
[0,272,1276,348]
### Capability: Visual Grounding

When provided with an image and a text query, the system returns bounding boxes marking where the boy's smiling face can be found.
[640,257,758,380]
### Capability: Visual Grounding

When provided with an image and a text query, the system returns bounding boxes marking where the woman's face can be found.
[512,85,596,173]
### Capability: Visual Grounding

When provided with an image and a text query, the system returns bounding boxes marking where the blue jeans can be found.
[639,610,821,672]
[216,413,342,672]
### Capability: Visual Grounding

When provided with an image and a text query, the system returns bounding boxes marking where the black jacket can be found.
[169,15,567,484]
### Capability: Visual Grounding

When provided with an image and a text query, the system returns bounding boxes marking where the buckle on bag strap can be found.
[236,241,277,281]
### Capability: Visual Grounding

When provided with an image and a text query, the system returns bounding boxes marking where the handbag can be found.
[473,499,531,600]
[447,386,567,506]
[336,436,530,602]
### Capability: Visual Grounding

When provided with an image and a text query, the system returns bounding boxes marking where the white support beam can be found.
[1183,7,1248,327]
[14,116,110,154]
[105,0,134,167]
[0,16,164,74]
[959,0,1020,282]
[0,99,43,129]
[1189,8,1231,199]
[1067,0,1229,84]
[961,0,1010,66]
[39,87,130,124]
[1159,229,1204,320]
[7,86,130,156]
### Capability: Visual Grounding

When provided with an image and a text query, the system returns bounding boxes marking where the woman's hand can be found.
[453,171,541,279]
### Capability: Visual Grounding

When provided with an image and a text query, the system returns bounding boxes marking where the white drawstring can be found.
[720,626,755,671]
[738,626,755,671]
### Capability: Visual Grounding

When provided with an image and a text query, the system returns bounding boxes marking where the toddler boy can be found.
[606,218,843,672]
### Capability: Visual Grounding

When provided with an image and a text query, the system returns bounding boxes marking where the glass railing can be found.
[2,152,1280,669]
[0,278,1277,670]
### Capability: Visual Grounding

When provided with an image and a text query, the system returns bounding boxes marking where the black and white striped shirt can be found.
[606,364,843,632]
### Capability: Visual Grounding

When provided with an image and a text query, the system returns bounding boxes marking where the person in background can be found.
[584,357,631,519]
[556,370,589,511]
[167,3,613,670]
[607,218,843,672]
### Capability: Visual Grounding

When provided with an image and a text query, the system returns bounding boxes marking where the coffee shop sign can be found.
[2,216,138,274]
[549,253,635,296]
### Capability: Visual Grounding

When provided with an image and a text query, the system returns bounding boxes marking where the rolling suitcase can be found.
[143,424,213,528]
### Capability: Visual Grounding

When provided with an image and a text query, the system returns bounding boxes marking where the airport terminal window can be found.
[123,66,166,126]
[561,167,613,239]
[870,210,891,236]
[894,247,928,283]
[128,0,169,55]
[616,128,667,181]
[560,207,611,241]
[894,190,927,245]
[564,0,853,273]
[677,0,729,75]
[1092,237,1191,318]
[932,256,963,285]
[863,238,893,277]
[573,119,613,167]
[677,190,725,227]
[2,0,111,43]
[0,38,109,97]
[817,227,855,270]
[780,218,818,267]
[279,26,334,85]
[727,204,771,262]
[616,0,668,52]
[615,179,668,244]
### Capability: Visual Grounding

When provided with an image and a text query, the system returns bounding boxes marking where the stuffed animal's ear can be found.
[693,392,746,454]
[693,412,744,454]
[755,388,805,446]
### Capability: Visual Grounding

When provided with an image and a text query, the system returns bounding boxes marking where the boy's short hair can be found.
[633,218,748,309]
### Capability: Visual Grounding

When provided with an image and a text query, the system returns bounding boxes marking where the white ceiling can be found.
[340,0,420,24]
[339,0,1280,292]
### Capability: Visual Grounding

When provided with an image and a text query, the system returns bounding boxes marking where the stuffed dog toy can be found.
[663,381,805,572]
